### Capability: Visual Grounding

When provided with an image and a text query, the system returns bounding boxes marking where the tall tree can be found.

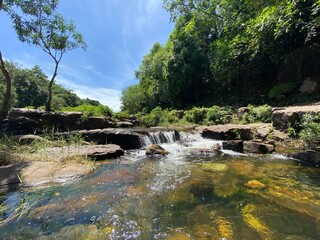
[0,0,13,122]
[5,0,87,111]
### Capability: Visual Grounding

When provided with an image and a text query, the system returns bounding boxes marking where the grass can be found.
[0,132,95,167]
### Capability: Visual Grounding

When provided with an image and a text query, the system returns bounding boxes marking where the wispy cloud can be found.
[57,76,122,112]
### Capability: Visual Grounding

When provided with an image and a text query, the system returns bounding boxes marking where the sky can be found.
[0,0,173,111]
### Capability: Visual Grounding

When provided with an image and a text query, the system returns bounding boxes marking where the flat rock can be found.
[0,161,93,190]
[196,124,271,140]
[44,144,124,161]
[272,103,320,131]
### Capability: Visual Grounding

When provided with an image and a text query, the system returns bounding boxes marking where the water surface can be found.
[1,132,320,239]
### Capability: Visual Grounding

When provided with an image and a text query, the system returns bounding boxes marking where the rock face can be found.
[67,129,142,150]
[243,141,274,154]
[289,150,320,166]
[43,144,124,161]
[197,124,272,141]
[272,104,320,132]
[1,108,138,134]
[146,144,169,156]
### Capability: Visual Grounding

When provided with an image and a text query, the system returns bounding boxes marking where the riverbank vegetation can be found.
[121,0,320,113]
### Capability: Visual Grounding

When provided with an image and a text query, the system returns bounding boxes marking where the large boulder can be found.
[146,144,169,156]
[289,150,320,167]
[243,141,274,154]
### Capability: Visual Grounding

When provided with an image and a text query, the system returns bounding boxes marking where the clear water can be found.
[1,132,320,239]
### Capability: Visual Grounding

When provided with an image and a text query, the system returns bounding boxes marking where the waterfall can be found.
[139,130,180,147]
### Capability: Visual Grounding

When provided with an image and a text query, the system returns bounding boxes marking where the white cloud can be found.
[56,77,122,112]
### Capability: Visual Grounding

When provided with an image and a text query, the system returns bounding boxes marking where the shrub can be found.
[241,104,272,124]
[61,104,112,118]
[184,107,207,124]
[206,106,232,124]
[299,114,320,148]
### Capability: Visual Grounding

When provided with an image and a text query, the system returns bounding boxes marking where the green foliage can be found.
[268,82,297,99]
[61,104,112,118]
[299,113,320,148]
[184,107,207,124]
[4,0,87,111]
[121,0,320,110]
[206,106,232,124]
[240,105,272,124]
[0,62,99,110]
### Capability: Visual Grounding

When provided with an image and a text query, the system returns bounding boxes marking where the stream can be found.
[1,131,320,239]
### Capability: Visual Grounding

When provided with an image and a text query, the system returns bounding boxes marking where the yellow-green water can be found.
[1,138,320,239]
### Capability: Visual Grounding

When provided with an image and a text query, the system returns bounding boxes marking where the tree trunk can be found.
[0,50,12,122]
[45,61,59,111]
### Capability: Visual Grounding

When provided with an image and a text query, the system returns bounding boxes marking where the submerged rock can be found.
[245,180,266,189]
[189,179,214,198]
[201,163,228,172]
[146,144,169,156]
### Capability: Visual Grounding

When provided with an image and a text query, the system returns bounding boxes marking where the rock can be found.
[0,161,93,190]
[299,78,320,95]
[289,150,320,166]
[117,121,133,128]
[201,163,228,172]
[198,124,271,141]
[2,116,40,135]
[271,130,289,141]
[237,107,250,117]
[256,126,271,140]
[146,144,169,156]
[222,140,244,153]
[78,117,110,130]
[243,141,275,154]
[62,129,142,150]
[45,144,124,161]
[245,180,266,189]
[14,134,47,145]
[272,104,320,131]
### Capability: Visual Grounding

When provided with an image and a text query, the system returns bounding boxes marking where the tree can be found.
[5,0,87,111]
[0,0,13,122]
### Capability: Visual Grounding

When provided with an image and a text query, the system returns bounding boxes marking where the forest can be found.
[121,0,320,113]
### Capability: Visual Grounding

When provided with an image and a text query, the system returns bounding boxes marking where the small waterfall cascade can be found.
[139,130,180,147]
[139,130,223,150]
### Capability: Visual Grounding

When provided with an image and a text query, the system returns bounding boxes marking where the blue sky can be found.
[0,0,173,111]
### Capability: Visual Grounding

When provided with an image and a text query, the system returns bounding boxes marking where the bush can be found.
[61,104,113,118]
[206,106,232,124]
[184,107,207,124]
[240,104,272,124]
[299,114,320,148]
